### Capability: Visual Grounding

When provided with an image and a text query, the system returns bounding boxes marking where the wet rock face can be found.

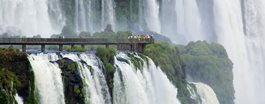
[0,48,37,104]
[57,58,85,104]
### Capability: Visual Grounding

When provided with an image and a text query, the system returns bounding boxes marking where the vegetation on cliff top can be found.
[57,58,86,104]
[0,36,234,104]
[0,48,37,104]
[95,47,116,96]
[143,41,234,104]
[179,41,234,104]
[143,43,193,104]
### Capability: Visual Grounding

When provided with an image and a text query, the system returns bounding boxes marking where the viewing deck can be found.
[0,38,154,52]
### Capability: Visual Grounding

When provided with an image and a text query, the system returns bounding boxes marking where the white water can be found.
[27,53,181,104]
[174,0,204,43]
[75,0,89,32]
[240,0,265,103]
[159,0,265,103]
[15,93,24,104]
[62,53,111,104]
[28,53,65,104]
[0,0,63,37]
[143,0,161,33]
[113,53,181,104]
[2,0,265,103]
[101,0,116,31]
[74,0,116,33]
[191,82,220,104]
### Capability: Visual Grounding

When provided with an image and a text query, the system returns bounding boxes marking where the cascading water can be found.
[239,0,265,103]
[113,53,181,104]
[190,82,220,104]
[27,52,181,104]
[15,93,24,104]
[160,0,265,103]
[101,0,116,31]
[28,53,65,104]
[143,0,161,33]
[0,0,63,37]
[74,0,116,33]
[213,0,265,103]
[2,0,265,103]
[75,0,89,32]
[62,53,112,104]
[174,0,204,43]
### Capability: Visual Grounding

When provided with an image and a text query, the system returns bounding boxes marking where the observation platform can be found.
[0,38,154,52]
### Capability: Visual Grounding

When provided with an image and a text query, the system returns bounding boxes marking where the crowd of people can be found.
[128,35,154,42]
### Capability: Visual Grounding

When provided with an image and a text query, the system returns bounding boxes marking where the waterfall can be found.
[3,0,265,103]
[15,93,24,104]
[143,0,161,33]
[28,53,65,104]
[62,53,112,104]
[191,82,220,104]
[113,53,181,104]
[174,0,204,43]
[74,0,116,32]
[75,0,88,32]
[240,0,265,103]
[101,0,116,31]
[212,0,265,103]
[0,0,63,37]
[159,0,265,103]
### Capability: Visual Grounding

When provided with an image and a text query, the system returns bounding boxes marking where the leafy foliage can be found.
[57,58,85,104]
[143,43,192,104]
[179,41,234,104]
[66,46,86,52]
[0,48,37,104]
[95,47,116,96]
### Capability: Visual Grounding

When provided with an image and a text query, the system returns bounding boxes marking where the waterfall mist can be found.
[0,0,64,37]
[1,0,265,103]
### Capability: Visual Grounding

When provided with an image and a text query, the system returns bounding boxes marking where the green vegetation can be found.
[0,48,37,104]
[57,58,86,104]
[66,46,87,52]
[127,53,145,70]
[143,43,192,104]
[179,41,234,104]
[143,41,234,104]
[61,25,77,38]
[0,68,19,104]
[0,32,234,104]
[95,47,116,96]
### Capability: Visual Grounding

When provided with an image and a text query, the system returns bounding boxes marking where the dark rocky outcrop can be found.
[0,48,37,104]
[57,58,85,104]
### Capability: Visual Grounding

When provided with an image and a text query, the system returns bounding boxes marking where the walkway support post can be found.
[81,44,85,49]
[106,44,109,48]
[22,44,26,52]
[71,44,75,49]
[41,44,45,52]
[59,45,63,51]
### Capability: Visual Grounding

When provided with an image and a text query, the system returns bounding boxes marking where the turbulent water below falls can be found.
[27,53,181,104]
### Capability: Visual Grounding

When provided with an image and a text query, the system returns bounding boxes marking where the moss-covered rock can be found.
[143,43,193,104]
[179,41,234,104]
[0,48,37,104]
[126,53,145,70]
[57,58,85,104]
[95,47,116,97]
